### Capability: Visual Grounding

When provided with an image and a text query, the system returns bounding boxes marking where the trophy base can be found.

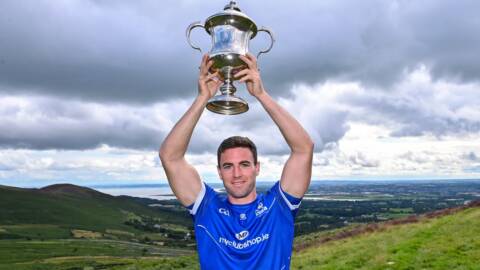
[206,94,249,115]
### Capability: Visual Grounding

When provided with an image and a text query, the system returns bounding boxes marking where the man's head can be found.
[217,136,259,203]
[217,136,257,166]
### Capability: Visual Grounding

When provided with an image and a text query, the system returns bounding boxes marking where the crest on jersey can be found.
[255,202,268,217]
[235,230,249,241]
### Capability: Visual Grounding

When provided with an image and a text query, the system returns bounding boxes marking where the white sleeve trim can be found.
[278,183,301,211]
[189,181,206,215]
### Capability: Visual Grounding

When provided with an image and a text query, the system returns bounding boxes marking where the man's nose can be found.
[233,166,242,177]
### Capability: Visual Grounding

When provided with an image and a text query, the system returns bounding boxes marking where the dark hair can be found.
[217,136,257,166]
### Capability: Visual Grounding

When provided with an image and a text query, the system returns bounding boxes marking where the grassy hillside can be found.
[0,184,190,234]
[291,205,480,269]
[0,184,197,269]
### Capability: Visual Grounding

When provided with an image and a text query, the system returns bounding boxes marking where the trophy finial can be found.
[224,1,241,12]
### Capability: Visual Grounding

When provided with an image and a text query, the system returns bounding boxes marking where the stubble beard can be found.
[225,180,256,199]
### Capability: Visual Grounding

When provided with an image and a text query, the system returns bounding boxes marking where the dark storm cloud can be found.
[231,0,480,92]
[1,0,479,103]
[0,0,205,102]
[0,96,167,150]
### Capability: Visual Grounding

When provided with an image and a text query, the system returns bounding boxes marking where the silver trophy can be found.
[186,1,275,115]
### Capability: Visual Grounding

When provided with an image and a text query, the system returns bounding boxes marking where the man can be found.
[159,53,314,269]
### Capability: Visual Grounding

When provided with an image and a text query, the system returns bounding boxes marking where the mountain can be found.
[0,183,191,237]
[291,201,480,269]
[39,183,110,198]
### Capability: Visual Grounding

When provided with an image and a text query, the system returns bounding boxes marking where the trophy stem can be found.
[206,68,248,115]
[220,77,236,95]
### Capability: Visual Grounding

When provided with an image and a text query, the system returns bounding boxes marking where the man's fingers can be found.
[234,69,249,78]
[239,55,255,69]
[245,53,258,66]
[206,59,214,71]
[238,74,252,83]
[206,71,220,81]
[199,54,209,74]
[246,52,257,62]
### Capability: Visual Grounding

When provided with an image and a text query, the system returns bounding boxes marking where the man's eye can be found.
[223,165,232,169]
[241,163,251,167]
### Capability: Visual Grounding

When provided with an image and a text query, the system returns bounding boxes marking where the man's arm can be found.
[236,54,314,198]
[159,55,221,206]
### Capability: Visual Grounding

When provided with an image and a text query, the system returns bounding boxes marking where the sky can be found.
[1,0,480,187]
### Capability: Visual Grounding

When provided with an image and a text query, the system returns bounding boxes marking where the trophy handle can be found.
[256,27,275,59]
[186,21,205,53]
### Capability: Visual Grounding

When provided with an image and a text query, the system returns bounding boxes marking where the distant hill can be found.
[39,183,110,198]
[0,183,191,238]
[291,201,480,269]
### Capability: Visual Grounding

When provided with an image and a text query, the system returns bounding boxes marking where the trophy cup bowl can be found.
[186,1,274,115]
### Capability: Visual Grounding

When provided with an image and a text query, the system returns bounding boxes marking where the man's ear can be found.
[217,165,222,179]
[255,162,260,176]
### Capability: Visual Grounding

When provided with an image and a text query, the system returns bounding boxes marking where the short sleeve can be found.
[269,181,302,217]
[185,182,217,218]
[185,181,206,215]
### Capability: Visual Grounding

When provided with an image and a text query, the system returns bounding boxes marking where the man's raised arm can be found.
[159,55,221,206]
[235,54,314,198]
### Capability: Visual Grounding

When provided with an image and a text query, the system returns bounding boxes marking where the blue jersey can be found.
[187,181,302,270]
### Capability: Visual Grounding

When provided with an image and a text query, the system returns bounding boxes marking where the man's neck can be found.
[228,191,257,205]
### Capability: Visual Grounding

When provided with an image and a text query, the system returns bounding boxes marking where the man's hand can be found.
[198,54,222,99]
[235,53,265,97]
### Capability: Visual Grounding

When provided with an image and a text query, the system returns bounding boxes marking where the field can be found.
[0,238,197,270]
[291,206,480,269]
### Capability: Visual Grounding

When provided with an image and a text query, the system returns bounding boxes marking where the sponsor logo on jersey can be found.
[219,233,270,250]
[218,208,230,216]
[255,202,268,217]
[235,230,249,241]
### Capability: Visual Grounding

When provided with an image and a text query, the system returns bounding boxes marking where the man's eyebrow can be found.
[221,160,251,166]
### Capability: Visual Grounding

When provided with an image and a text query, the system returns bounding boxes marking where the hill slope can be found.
[291,205,480,270]
[0,184,191,237]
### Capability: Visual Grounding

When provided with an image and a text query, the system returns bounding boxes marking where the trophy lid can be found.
[204,1,258,39]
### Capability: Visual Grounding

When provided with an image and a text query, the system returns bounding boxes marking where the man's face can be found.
[217,147,259,203]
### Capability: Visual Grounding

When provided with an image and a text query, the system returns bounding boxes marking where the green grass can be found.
[0,256,199,270]
[0,185,192,240]
[0,185,197,269]
[0,239,197,270]
[291,207,480,269]
[0,187,162,233]
[0,224,71,239]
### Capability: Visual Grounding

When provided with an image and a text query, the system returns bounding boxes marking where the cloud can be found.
[462,152,478,161]
[1,65,479,156]
[0,0,202,102]
[340,67,480,137]
[347,152,380,168]
[0,95,171,150]
[1,0,479,104]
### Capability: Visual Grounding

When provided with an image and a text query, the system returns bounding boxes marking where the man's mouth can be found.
[232,181,245,187]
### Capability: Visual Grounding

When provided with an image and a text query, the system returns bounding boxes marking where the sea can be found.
[93,184,178,200]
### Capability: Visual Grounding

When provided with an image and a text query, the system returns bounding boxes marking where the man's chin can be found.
[230,192,248,199]
[226,186,251,199]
